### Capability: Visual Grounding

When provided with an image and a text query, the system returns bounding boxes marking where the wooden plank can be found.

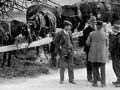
[0,31,83,52]
[72,31,83,38]
[0,37,53,52]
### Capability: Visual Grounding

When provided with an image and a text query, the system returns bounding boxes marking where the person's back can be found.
[87,21,109,63]
[86,20,109,87]
[90,31,108,47]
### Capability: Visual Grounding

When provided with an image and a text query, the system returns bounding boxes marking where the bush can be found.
[73,48,86,68]
[0,56,49,78]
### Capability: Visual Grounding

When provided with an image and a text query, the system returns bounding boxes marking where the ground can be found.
[0,61,119,90]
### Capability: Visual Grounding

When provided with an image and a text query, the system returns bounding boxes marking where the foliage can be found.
[0,62,49,78]
[73,47,86,68]
[0,49,49,78]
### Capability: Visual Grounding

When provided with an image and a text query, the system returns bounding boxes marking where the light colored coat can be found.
[86,30,109,63]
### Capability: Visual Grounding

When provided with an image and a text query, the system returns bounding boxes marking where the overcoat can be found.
[86,31,109,63]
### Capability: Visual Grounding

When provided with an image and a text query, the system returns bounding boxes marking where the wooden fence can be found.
[0,30,83,52]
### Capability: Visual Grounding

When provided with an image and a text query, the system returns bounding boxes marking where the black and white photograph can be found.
[0,0,120,90]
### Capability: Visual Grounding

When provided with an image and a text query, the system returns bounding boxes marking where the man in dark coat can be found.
[83,16,100,82]
[109,24,120,87]
[54,20,76,84]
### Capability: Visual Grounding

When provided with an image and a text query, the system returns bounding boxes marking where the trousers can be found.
[86,51,93,81]
[92,62,106,84]
[59,50,74,82]
[112,56,120,81]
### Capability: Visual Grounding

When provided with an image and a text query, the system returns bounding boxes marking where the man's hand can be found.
[56,54,60,60]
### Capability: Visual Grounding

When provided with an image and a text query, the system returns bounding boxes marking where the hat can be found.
[96,20,103,26]
[112,24,120,32]
[89,16,97,23]
[63,20,72,27]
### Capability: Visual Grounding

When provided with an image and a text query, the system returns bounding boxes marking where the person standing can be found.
[109,24,120,87]
[86,21,109,87]
[54,20,76,84]
[83,16,98,82]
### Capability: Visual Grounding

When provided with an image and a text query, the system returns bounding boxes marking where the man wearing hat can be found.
[86,20,109,87]
[54,20,76,84]
[109,24,120,87]
[83,16,100,82]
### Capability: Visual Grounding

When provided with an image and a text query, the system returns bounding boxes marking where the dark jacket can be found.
[83,25,95,52]
[109,33,120,59]
[54,30,73,56]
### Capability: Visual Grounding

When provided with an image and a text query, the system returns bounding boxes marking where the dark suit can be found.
[54,30,74,82]
[109,33,120,82]
[83,25,94,81]
[83,25,101,82]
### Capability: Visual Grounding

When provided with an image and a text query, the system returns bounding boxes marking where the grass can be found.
[0,49,49,79]
[0,60,49,78]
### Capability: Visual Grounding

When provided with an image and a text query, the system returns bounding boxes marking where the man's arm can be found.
[54,32,61,55]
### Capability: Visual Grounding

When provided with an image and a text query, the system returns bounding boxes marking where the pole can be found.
[48,0,61,6]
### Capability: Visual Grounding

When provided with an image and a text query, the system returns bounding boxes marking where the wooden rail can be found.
[0,31,83,52]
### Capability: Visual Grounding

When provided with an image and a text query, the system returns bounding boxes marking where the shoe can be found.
[88,79,94,83]
[101,84,106,87]
[112,81,120,85]
[92,83,98,87]
[88,77,93,81]
[69,81,76,84]
[115,83,120,87]
[59,81,64,84]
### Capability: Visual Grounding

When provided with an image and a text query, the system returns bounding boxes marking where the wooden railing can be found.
[0,30,83,52]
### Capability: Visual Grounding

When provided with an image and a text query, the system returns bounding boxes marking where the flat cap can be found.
[63,20,72,27]
[96,20,103,26]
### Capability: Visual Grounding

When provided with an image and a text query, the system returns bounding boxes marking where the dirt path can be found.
[0,61,119,90]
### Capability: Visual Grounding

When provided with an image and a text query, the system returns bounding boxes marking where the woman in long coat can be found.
[86,20,109,87]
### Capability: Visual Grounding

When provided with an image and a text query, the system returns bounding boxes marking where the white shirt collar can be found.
[64,30,69,35]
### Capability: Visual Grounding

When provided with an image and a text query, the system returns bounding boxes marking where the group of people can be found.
[83,16,109,87]
[54,15,120,87]
[84,16,120,87]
